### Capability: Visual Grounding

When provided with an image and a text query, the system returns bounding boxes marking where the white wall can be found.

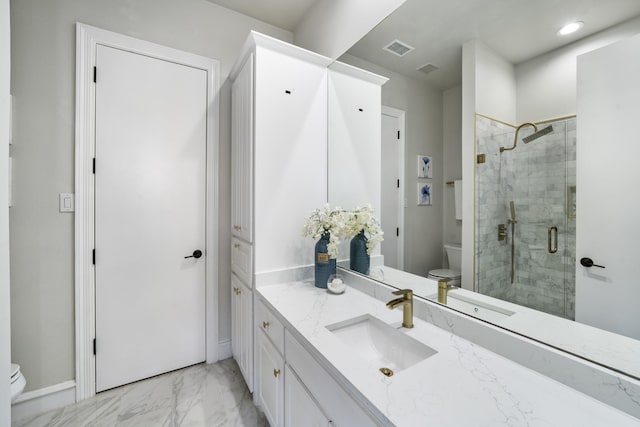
[461,40,516,290]
[442,85,462,255]
[474,41,517,123]
[338,54,444,277]
[294,0,405,59]
[10,0,291,392]
[1,0,11,421]
[516,15,640,123]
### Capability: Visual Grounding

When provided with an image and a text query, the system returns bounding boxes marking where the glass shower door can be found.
[475,115,576,320]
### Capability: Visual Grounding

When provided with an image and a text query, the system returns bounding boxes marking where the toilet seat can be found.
[10,363,26,403]
[427,268,461,286]
[428,268,460,279]
[11,364,20,384]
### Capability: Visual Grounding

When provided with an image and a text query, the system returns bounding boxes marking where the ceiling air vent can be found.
[417,63,439,75]
[383,39,415,57]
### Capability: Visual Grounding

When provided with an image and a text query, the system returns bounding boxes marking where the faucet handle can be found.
[392,289,413,298]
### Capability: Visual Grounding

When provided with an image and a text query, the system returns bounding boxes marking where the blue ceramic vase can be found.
[350,230,370,274]
[315,233,336,288]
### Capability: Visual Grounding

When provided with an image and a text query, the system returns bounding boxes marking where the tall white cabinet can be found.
[229,31,331,396]
[230,32,386,425]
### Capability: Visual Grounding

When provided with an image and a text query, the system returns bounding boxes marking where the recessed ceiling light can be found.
[557,21,584,36]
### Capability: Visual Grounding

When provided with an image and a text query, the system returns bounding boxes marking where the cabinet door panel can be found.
[240,281,253,391]
[253,47,328,272]
[231,274,253,391]
[285,364,330,427]
[231,53,253,242]
[231,274,241,361]
[257,331,284,427]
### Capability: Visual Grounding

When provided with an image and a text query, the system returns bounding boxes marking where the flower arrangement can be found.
[343,205,384,255]
[302,204,347,259]
[302,204,384,258]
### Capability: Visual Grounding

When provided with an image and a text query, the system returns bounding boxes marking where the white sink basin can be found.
[427,292,515,323]
[326,314,437,375]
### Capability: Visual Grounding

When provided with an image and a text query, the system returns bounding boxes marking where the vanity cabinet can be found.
[256,298,375,426]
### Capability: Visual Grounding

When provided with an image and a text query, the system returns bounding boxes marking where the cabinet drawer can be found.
[285,330,376,426]
[256,299,285,355]
[231,237,253,286]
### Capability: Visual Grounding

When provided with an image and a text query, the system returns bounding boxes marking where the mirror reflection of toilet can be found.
[11,363,26,402]
[428,243,461,286]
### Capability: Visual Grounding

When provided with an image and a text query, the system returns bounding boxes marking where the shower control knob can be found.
[580,257,605,269]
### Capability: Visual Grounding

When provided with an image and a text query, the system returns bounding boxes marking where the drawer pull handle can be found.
[234,243,240,249]
[273,368,280,378]
[262,321,270,329]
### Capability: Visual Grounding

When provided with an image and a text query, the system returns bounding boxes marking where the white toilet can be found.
[428,243,462,286]
[10,363,26,402]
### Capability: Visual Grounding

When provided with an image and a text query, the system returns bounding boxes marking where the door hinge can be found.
[396,227,399,237]
[93,66,97,83]
[92,157,95,174]
[397,130,400,140]
[92,249,95,265]
[397,179,400,188]
[93,338,96,355]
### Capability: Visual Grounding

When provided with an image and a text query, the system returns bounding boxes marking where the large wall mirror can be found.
[329,0,640,380]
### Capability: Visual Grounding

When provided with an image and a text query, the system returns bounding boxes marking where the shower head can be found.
[523,125,553,144]
[509,201,516,222]
[500,122,537,152]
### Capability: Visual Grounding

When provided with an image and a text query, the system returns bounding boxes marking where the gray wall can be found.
[10,0,291,392]
[1,0,11,420]
[339,54,443,276]
[442,86,462,256]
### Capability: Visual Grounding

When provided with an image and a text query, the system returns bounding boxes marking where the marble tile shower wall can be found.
[475,115,576,320]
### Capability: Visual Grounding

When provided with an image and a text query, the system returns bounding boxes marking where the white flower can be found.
[343,205,384,255]
[302,204,348,259]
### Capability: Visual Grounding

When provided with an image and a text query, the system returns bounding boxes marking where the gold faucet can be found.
[437,278,457,304]
[386,289,413,328]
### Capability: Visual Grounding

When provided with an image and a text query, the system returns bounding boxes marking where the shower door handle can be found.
[548,226,558,254]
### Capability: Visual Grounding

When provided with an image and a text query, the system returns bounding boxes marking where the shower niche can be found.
[475,114,576,320]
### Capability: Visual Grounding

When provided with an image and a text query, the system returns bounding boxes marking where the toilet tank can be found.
[444,243,462,272]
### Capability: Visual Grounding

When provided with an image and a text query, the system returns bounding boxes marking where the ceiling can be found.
[206,0,318,31]
[208,0,640,89]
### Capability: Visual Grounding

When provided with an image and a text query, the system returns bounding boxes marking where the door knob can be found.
[580,257,605,268]
[184,250,203,259]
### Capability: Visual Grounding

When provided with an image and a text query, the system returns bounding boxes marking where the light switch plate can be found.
[59,193,74,212]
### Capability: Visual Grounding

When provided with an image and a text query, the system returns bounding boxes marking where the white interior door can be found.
[381,110,403,269]
[575,34,640,340]
[95,45,207,391]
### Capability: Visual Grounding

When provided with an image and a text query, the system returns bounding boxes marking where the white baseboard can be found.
[218,339,232,360]
[11,380,75,422]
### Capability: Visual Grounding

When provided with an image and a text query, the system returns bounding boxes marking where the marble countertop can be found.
[257,281,640,426]
[373,266,640,380]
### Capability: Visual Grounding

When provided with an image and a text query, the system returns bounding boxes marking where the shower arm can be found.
[500,122,538,152]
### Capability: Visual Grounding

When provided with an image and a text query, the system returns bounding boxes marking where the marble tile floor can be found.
[13,358,268,427]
